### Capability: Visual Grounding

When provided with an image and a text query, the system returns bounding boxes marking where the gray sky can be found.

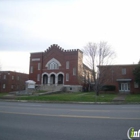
[0,0,140,73]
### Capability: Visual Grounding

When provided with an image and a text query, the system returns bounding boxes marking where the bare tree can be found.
[83,41,116,95]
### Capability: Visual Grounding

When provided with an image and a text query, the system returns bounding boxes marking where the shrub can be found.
[101,85,116,91]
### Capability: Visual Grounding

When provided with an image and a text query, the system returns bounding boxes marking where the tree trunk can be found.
[95,82,99,96]
[96,90,99,96]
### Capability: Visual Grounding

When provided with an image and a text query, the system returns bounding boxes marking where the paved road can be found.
[0,101,140,140]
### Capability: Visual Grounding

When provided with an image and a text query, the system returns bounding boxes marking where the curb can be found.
[0,99,140,105]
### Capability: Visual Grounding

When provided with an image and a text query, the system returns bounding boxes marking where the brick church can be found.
[29,44,92,90]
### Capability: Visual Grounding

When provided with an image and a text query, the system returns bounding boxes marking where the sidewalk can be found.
[112,94,126,102]
[0,94,16,100]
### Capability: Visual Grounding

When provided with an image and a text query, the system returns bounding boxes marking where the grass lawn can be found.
[17,92,117,102]
[0,93,8,97]
[125,93,140,102]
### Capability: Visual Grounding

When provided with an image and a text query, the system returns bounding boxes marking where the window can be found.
[30,66,33,73]
[3,75,6,79]
[122,68,126,75]
[49,62,58,70]
[12,76,14,80]
[66,61,69,69]
[73,68,76,75]
[66,73,69,81]
[134,82,139,88]
[38,63,41,70]
[3,84,5,89]
[37,74,40,81]
[46,58,61,70]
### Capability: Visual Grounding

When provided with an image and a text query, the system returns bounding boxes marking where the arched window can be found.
[49,62,58,70]
[46,58,61,70]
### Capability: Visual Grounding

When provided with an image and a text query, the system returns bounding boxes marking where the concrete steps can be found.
[40,84,63,92]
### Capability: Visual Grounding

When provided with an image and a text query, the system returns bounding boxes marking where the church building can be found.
[29,44,92,91]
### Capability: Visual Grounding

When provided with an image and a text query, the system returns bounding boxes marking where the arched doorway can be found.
[58,74,63,84]
[50,74,55,84]
[43,74,48,84]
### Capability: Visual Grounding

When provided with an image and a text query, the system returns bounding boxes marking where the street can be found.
[0,101,140,140]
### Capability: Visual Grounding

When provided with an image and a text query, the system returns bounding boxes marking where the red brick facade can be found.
[0,71,28,93]
[99,65,140,93]
[29,44,92,86]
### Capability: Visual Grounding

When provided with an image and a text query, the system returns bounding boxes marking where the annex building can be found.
[98,64,140,93]
[29,44,92,91]
[0,71,28,93]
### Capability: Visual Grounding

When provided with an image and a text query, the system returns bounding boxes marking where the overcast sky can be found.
[0,0,140,73]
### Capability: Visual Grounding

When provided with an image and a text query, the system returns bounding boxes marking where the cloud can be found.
[0,0,140,73]
[0,51,30,73]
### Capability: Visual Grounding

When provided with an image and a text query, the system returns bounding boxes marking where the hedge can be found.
[101,85,116,91]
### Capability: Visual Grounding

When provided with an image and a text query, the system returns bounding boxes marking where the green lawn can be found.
[0,91,140,103]
[1,92,140,103]
[125,94,140,102]
[17,92,117,102]
[0,93,8,97]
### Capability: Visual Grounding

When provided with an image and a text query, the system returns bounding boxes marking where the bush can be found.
[101,85,116,91]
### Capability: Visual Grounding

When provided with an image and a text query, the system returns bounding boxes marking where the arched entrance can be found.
[42,72,64,86]
[43,74,48,84]
[58,74,63,84]
[50,74,55,84]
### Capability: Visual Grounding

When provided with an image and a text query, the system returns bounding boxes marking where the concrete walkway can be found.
[0,94,16,99]
[0,90,61,100]
[113,94,127,102]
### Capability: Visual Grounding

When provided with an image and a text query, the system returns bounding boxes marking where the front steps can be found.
[39,84,64,92]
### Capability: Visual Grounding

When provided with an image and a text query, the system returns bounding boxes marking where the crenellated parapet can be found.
[65,49,78,52]
[44,44,64,52]
[44,44,81,53]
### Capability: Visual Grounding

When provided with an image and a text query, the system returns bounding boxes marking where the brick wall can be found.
[0,71,28,93]
[99,65,140,93]
[29,44,88,86]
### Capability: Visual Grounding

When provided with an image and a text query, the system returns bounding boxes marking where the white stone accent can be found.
[32,58,40,61]
[45,58,61,67]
